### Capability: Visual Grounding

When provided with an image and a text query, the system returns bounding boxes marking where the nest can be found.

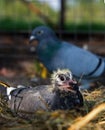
[0,85,105,130]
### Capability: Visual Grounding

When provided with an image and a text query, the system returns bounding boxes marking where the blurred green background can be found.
[0,0,105,32]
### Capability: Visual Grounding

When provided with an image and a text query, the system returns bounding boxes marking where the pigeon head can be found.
[51,69,77,92]
[30,26,57,43]
[29,26,61,62]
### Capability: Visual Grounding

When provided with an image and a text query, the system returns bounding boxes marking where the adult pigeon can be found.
[29,26,105,88]
[0,69,83,113]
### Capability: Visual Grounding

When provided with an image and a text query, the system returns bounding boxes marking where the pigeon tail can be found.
[0,81,25,100]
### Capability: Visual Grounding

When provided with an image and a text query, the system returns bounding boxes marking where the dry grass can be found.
[0,85,105,130]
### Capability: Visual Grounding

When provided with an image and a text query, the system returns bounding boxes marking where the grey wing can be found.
[8,86,51,113]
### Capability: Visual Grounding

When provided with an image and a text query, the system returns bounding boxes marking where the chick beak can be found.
[68,80,77,88]
[59,80,77,93]
[63,80,77,93]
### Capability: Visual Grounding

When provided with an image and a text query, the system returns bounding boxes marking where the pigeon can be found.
[29,26,105,88]
[0,69,83,113]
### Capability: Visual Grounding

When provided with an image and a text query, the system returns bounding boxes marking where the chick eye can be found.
[58,74,66,81]
[66,76,70,80]
[37,30,43,35]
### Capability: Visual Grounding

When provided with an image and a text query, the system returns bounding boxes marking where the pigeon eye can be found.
[59,75,66,81]
[37,30,43,35]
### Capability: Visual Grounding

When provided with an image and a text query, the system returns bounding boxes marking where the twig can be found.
[68,103,105,130]
[21,0,53,26]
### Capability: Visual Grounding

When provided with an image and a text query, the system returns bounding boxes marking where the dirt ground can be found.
[0,83,105,130]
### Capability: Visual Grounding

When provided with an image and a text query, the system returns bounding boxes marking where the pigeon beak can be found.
[29,36,36,43]
[29,35,39,48]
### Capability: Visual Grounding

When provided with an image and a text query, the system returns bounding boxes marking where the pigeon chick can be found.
[0,69,83,113]
[29,26,105,88]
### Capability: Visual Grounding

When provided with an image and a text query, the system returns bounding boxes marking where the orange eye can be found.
[37,30,43,35]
